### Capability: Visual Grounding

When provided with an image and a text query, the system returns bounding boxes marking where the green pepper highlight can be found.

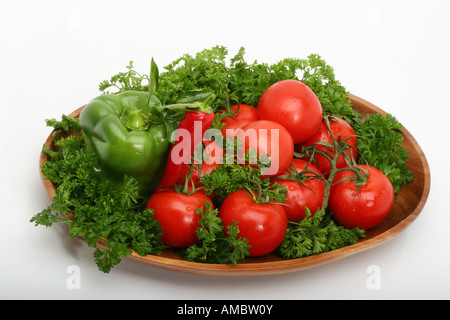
[79,91,171,196]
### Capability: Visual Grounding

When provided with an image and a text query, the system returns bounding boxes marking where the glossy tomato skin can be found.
[257,80,323,144]
[299,116,357,175]
[219,190,287,257]
[329,165,394,230]
[271,159,325,222]
[146,190,213,247]
[219,104,259,137]
[236,120,294,177]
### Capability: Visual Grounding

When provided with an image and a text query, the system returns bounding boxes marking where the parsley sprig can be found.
[354,113,413,193]
[278,208,366,259]
[99,61,149,93]
[180,202,251,264]
[32,116,164,273]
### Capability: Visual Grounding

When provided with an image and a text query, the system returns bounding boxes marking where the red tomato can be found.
[219,190,287,257]
[257,80,323,144]
[298,116,357,175]
[235,120,294,177]
[219,104,259,137]
[271,159,325,222]
[328,165,394,230]
[146,190,213,247]
[179,139,223,190]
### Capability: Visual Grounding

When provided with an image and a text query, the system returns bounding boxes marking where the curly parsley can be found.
[354,113,414,193]
[277,208,365,259]
[180,202,251,264]
[31,116,164,273]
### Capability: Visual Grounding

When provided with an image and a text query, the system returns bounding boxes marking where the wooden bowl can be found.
[40,94,431,276]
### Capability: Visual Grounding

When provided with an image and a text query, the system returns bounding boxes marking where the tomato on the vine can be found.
[272,159,325,222]
[219,189,287,257]
[257,79,323,144]
[328,165,394,230]
[236,120,294,177]
[298,116,357,175]
[146,190,213,247]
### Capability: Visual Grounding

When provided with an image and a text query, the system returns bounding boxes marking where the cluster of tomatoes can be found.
[146,80,395,258]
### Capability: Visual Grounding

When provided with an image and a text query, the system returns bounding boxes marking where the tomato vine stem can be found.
[296,116,369,211]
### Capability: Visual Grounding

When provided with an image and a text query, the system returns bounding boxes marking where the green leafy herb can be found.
[153,46,359,122]
[31,116,164,273]
[45,114,81,135]
[277,208,366,259]
[180,202,251,264]
[156,46,231,108]
[99,61,149,93]
[354,113,413,193]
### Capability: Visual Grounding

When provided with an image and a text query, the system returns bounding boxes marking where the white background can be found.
[1,0,449,300]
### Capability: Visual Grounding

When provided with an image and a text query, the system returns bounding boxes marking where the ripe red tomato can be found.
[219,104,259,137]
[299,116,357,175]
[179,139,223,190]
[146,190,213,247]
[328,165,394,230]
[235,120,294,177]
[219,190,287,257]
[271,159,325,222]
[257,80,323,144]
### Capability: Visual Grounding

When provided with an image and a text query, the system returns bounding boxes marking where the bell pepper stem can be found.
[163,102,213,114]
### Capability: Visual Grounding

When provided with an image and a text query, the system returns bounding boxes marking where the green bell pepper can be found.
[79,90,172,195]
